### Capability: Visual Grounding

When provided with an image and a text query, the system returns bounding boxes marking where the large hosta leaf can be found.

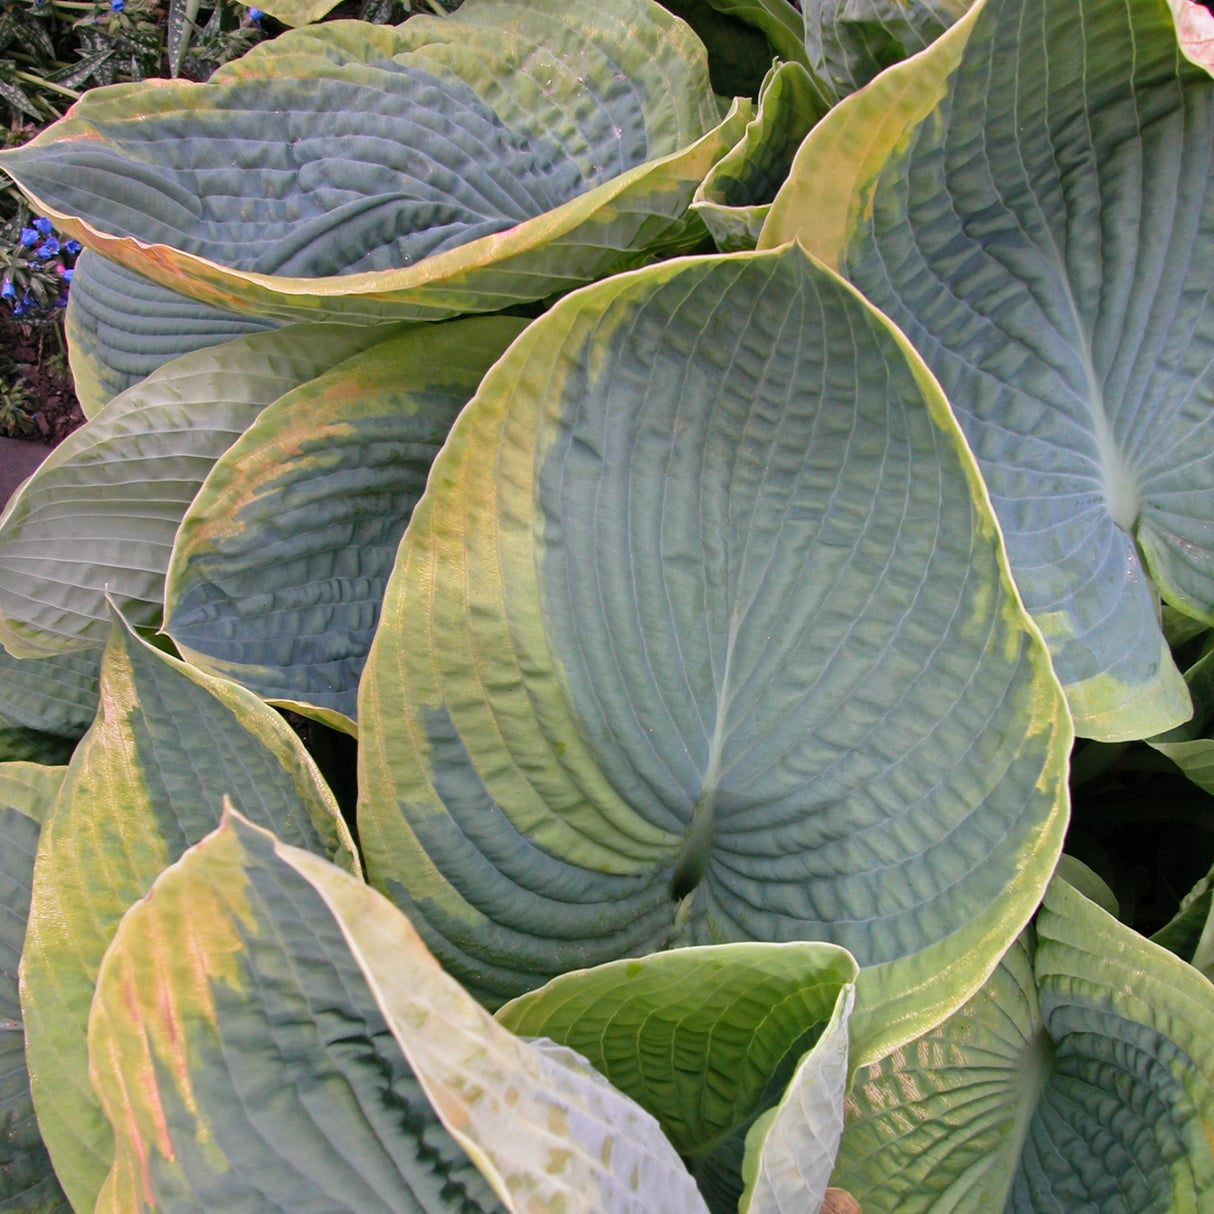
[0,0,748,324]
[90,809,711,1214]
[0,763,68,1214]
[762,0,1214,740]
[0,649,99,740]
[831,877,1214,1212]
[21,612,356,1214]
[357,242,1070,1064]
[0,762,65,822]
[0,323,402,658]
[163,315,528,732]
[499,942,856,1212]
[65,252,280,417]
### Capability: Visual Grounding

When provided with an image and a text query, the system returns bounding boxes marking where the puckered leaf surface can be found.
[0,0,747,323]
[762,0,1214,740]
[801,0,973,106]
[65,252,280,417]
[0,763,68,1214]
[20,613,356,1214]
[499,941,856,1212]
[831,878,1214,1212]
[163,315,528,731]
[357,242,1070,1065]
[90,810,711,1214]
[0,323,403,658]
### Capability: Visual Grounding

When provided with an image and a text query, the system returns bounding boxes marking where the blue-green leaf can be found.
[163,315,528,731]
[90,810,710,1214]
[65,252,279,417]
[0,763,69,1214]
[20,612,357,1214]
[1,0,747,324]
[358,242,1070,1065]
[0,323,405,657]
[831,878,1214,1212]
[763,0,1214,740]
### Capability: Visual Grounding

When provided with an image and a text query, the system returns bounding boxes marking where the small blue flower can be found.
[64,239,82,256]
[12,302,25,316]
[55,295,68,308]
[21,291,33,306]
[36,237,60,259]
[60,268,74,283]
[33,217,52,236]
[1,280,14,301]
[248,6,263,18]
[20,227,38,247]
[110,0,125,11]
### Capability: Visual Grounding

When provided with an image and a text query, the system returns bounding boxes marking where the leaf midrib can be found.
[670,621,739,900]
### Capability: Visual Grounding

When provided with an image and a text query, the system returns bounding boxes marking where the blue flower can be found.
[12,302,25,316]
[111,0,125,11]
[248,6,263,18]
[20,228,38,247]
[21,291,33,306]
[36,237,60,259]
[1,280,14,301]
[60,268,74,283]
[55,295,68,308]
[64,239,82,256]
[33,217,52,237]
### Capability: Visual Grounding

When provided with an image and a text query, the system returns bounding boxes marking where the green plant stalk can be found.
[12,71,79,100]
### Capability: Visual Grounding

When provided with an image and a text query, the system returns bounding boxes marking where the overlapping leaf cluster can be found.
[2,0,1214,1210]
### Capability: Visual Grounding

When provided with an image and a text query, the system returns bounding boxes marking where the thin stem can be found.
[13,70,79,101]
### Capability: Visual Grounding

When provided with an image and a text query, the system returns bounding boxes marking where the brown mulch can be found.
[0,311,85,508]
[0,310,85,445]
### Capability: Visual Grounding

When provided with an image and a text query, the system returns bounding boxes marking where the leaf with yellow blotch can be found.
[90,809,712,1214]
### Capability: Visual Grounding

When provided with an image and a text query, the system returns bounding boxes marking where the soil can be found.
[0,310,85,445]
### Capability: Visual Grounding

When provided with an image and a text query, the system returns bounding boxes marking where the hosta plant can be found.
[1,0,1214,1210]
